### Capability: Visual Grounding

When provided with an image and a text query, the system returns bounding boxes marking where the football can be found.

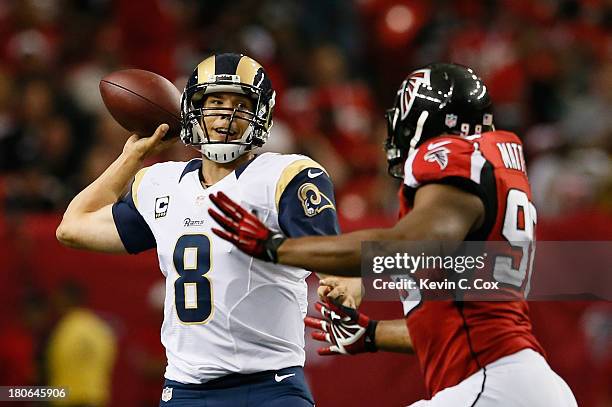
[99,69,182,139]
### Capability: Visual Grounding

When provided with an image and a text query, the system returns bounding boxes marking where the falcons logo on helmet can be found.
[399,69,431,120]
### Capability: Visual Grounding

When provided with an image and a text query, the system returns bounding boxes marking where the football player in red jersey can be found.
[206,63,577,406]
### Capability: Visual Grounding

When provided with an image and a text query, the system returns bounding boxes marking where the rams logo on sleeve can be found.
[275,159,340,237]
[298,183,335,217]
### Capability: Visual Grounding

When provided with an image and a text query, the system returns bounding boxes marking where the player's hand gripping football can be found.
[305,301,378,355]
[208,191,286,262]
[123,123,178,161]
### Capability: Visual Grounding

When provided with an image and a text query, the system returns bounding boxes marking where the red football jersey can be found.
[399,130,545,397]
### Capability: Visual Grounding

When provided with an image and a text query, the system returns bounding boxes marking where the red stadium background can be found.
[0,0,610,406]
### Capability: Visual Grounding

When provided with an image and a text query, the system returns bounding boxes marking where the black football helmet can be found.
[384,63,494,178]
[180,53,275,163]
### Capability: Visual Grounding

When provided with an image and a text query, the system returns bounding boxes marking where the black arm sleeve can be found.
[111,185,156,254]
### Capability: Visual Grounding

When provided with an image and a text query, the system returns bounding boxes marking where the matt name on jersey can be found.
[496,142,526,173]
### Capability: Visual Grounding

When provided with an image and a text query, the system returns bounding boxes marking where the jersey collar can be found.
[179,159,203,183]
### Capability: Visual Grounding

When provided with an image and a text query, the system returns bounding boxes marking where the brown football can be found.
[99,69,182,139]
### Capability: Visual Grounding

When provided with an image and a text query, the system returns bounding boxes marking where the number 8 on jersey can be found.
[173,234,213,324]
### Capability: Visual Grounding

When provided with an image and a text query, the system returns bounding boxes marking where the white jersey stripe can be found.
[403,150,420,188]
[470,143,486,184]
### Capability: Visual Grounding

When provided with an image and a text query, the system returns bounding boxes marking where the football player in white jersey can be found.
[57,53,357,406]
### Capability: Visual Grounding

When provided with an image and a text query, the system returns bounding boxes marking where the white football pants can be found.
[408,349,577,407]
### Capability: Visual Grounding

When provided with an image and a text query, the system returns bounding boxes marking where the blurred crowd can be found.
[0,0,610,223]
[0,1,611,405]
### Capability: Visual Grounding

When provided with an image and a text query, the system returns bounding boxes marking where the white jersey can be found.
[112,152,339,384]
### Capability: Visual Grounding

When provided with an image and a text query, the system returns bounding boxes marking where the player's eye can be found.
[236,101,254,113]
[202,98,223,107]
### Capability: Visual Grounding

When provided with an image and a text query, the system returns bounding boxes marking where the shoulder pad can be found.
[404,136,486,188]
